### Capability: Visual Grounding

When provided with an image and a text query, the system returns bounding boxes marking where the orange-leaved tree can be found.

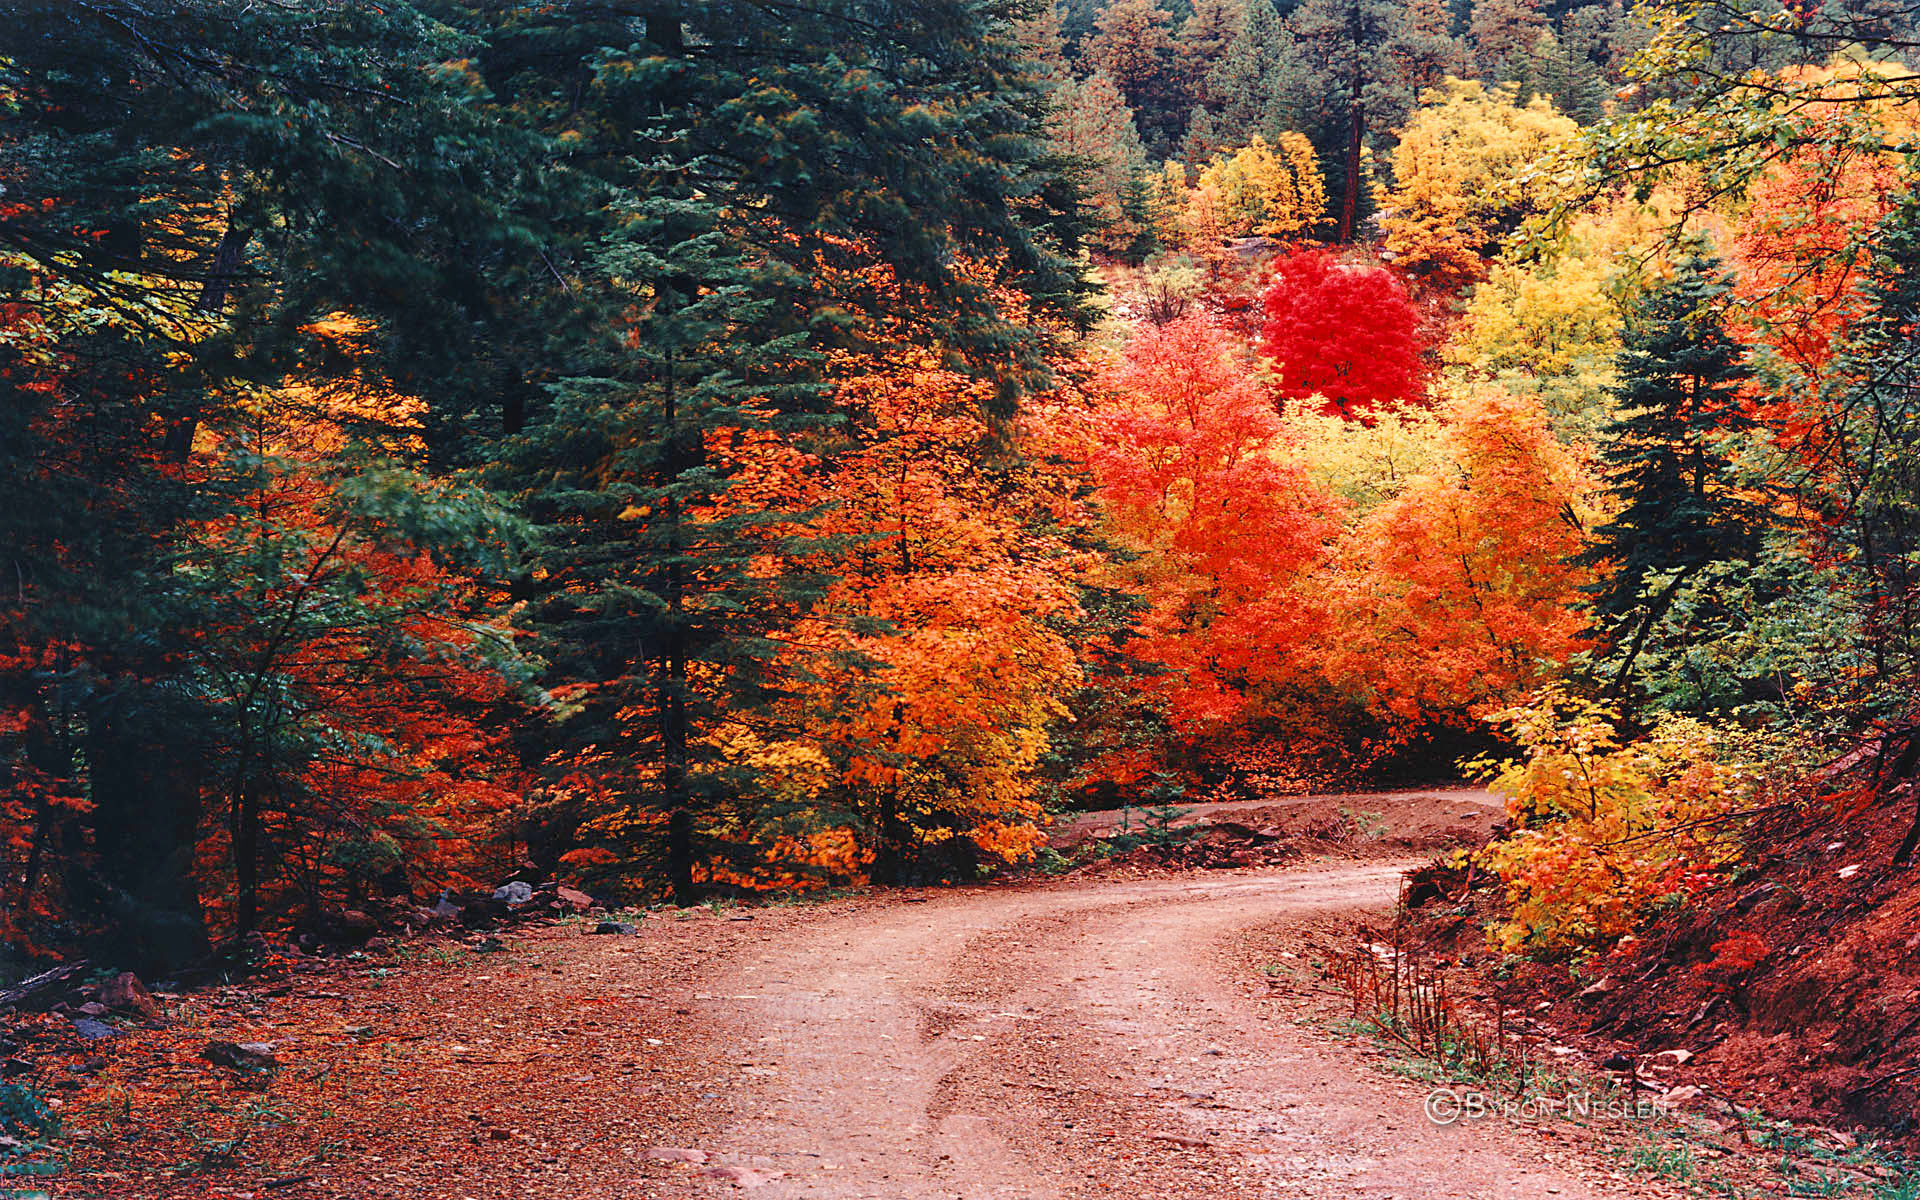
[1080,310,1341,779]
[1732,133,1902,383]
[179,348,534,937]
[1325,387,1595,729]
[697,345,1096,887]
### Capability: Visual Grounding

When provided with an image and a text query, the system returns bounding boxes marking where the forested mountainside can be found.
[6,0,1920,1034]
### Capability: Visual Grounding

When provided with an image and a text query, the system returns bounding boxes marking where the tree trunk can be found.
[15,695,75,924]
[659,297,699,908]
[82,710,209,971]
[163,216,250,461]
[1338,78,1364,244]
[234,783,261,935]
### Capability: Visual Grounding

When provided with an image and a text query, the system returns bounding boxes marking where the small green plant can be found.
[1336,806,1389,840]
[0,1082,62,1194]
[392,942,472,968]
[1031,847,1077,876]
[1624,1139,1696,1182]
[169,1097,291,1176]
[1106,772,1196,852]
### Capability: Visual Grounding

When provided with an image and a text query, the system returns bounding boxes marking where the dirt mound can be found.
[1051,787,1500,856]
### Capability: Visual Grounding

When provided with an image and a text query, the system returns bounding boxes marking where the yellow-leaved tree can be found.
[1472,689,1749,957]
[1186,133,1327,243]
[1146,160,1194,251]
[1449,193,1686,436]
[1377,79,1577,291]
[1277,402,1447,517]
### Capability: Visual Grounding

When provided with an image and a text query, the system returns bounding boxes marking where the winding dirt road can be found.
[676,860,1628,1200]
[74,792,1649,1200]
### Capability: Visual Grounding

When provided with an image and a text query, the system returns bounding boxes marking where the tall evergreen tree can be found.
[0,0,536,963]
[1052,73,1153,254]
[1018,0,1076,81]
[1580,241,1766,696]
[1562,2,1632,86]
[1293,0,1410,240]
[1467,0,1548,81]
[1179,0,1248,108]
[1516,29,1605,123]
[483,2,1094,903]
[1389,0,1467,100]
[1084,0,1185,153]
[1206,0,1313,147]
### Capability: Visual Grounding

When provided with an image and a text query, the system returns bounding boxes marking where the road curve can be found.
[680,863,1628,1199]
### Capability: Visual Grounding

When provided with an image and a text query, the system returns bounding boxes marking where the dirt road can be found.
[676,861,1626,1200]
[73,793,1646,1200]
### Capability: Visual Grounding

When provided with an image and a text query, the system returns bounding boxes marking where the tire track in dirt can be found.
[677,863,1641,1199]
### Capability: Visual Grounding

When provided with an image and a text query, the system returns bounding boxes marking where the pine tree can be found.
[1467,0,1548,82]
[1563,3,1630,84]
[1052,73,1152,254]
[1206,0,1311,146]
[1185,104,1224,163]
[1515,29,1605,123]
[490,3,1094,903]
[1083,0,1185,154]
[1018,0,1075,82]
[1580,241,1766,694]
[1389,0,1466,100]
[0,0,535,962]
[507,203,820,905]
[1179,0,1247,108]
[1293,0,1410,241]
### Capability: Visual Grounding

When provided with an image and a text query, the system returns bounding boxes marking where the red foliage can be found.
[1083,311,1340,763]
[1731,134,1895,382]
[1258,249,1425,419]
[1692,930,1770,994]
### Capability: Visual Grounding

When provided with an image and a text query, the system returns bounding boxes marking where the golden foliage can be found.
[1472,689,1748,956]
[1379,79,1578,291]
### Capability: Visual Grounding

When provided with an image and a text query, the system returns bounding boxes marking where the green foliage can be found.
[0,0,546,956]
[1578,239,1769,701]
[1614,542,1871,725]
[0,1083,61,1189]
[1105,773,1197,851]
[1050,71,1151,255]
[1564,0,1901,210]
[0,0,1098,955]
[1798,183,1920,716]
[1514,31,1606,124]
[484,3,1095,902]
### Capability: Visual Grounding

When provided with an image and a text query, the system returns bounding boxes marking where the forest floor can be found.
[50,789,1879,1198]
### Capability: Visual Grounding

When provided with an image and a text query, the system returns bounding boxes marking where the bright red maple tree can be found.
[1259,249,1425,419]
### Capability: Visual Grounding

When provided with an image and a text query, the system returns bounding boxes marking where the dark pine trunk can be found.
[1339,80,1364,244]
